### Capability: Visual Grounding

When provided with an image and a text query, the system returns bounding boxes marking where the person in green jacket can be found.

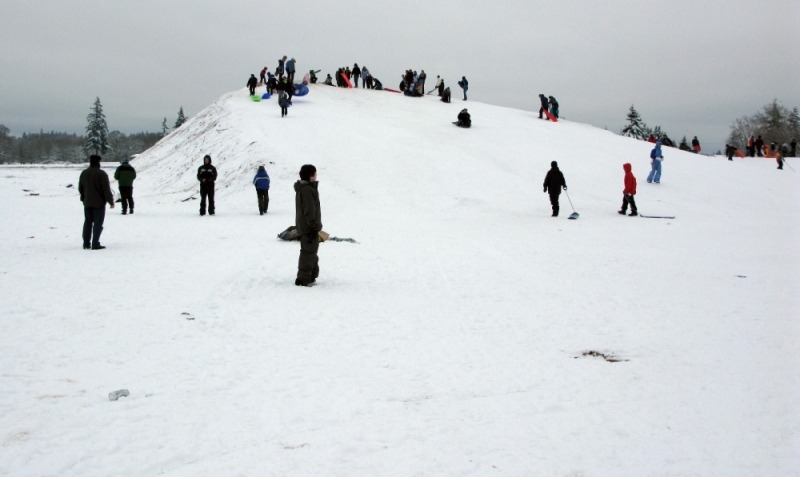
[79,155,115,250]
[294,164,322,286]
[114,159,137,215]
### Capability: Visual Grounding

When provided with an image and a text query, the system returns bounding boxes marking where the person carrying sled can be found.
[543,161,567,217]
[295,164,322,287]
[253,165,270,214]
[457,76,468,100]
[456,108,471,128]
[114,158,137,214]
[618,163,638,216]
[79,154,115,249]
[197,154,217,216]
[691,136,701,154]
[246,74,258,96]
[647,141,664,183]
[548,95,560,119]
[538,94,550,119]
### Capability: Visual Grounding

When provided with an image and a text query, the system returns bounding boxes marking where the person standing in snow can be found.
[618,163,638,216]
[352,63,361,88]
[253,165,270,215]
[429,75,443,95]
[647,141,664,183]
[725,144,736,161]
[548,95,560,119]
[276,56,286,80]
[287,58,296,83]
[295,164,322,287]
[197,154,217,216]
[538,94,550,119]
[114,158,136,214]
[247,74,258,96]
[754,135,764,157]
[691,136,701,154]
[259,67,268,86]
[278,89,291,117]
[773,143,784,170]
[457,76,468,100]
[79,154,115,249]
[543,161,567,217]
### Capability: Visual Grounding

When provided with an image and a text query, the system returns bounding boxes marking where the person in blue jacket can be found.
[457,76,468,100]
[253,165,271,215]
[286,57,296,84]
[647,141,664,183]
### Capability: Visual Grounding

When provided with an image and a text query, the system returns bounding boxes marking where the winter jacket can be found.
[543,166,566,193]
[197,160,217,183]
[253,167,270,190]
[114,162,137,187]
[457,110,471,127]
[623,163,637,195]
[539,94,549,108]
[247,75,257,88]
[650,142,664,161]
[286,58,295,73]
[294,180,322,236]
[79,165,114,208]
[352,65,361,77]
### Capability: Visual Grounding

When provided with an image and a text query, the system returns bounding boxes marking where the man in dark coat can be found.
[294,164,322,286]
[247,74,258,95]
[538,94,550,119]
[197,154,217,216]
[78,154,115,249]
[114,159,136,214]
[543,161,567,217]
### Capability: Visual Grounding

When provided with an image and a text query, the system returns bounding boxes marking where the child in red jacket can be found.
[618,163,638,216]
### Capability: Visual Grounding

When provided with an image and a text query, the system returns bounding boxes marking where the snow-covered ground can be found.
[1,85,798,476]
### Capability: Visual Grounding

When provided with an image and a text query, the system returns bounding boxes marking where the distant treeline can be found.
[0,126,162,164]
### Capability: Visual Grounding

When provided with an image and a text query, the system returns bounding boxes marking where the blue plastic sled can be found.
[293,84,309,96]
[261,93,271,99]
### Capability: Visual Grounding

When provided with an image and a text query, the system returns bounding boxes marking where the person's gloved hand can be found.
[563,186,567,191]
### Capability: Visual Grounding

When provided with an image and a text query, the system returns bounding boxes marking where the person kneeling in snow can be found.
[456,108,471,128]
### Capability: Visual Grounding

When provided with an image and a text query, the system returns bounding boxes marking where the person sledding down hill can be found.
[456,109,471,128]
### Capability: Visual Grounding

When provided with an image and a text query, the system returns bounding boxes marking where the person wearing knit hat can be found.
[78,154,115,249]
[543,160,567,217]
[196,154,217,216]
[294,164,322,286]
[114,158,137,215]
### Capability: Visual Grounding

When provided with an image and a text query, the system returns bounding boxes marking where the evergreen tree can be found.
[161,118,170,137]
[174,107,186,129]
[620,105,649,140]
[83,97,110,155]
[728,100,800,149]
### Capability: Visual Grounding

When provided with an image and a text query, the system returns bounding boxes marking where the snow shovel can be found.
[564,189,579,219]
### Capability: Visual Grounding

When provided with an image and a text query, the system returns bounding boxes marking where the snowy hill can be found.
[1,85,798,476]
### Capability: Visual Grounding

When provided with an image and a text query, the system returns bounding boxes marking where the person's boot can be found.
[122,210,127,215]
[628,211,638,216]
[618,210,626,215]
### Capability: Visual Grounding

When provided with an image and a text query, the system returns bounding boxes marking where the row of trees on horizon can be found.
[2,98,798,163]
[0,98,186,164]
[622,100,800,154]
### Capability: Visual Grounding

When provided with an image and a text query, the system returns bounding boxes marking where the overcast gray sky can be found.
[2,0,798,152]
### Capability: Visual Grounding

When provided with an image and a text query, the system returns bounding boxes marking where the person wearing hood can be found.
[538,94,550,119]
[79,154,115,249]
[253,165,271,215]
[618,163,638,216]
[246,74,258,96]
[114,158,137,214]
[295,164,322,286]
[647,141,664,183]
[197,154,217,216]
[543,161,567,217]
[456,108,471,128]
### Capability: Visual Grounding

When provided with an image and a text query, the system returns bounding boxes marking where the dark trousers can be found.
[256,189,269,214]
[297,233,320,282]
[249,85,256,95]
[620,194,637,214]
[281,106,288,117]
[83,206,106,247]
[549,191,561,216]
[119,186,134,212]
[200,182,215,215]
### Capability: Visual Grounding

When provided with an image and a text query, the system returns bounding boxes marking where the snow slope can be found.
[1,85,798,476]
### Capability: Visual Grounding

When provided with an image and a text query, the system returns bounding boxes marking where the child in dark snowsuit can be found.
[618,163,638,216]
[543,161,567,217]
